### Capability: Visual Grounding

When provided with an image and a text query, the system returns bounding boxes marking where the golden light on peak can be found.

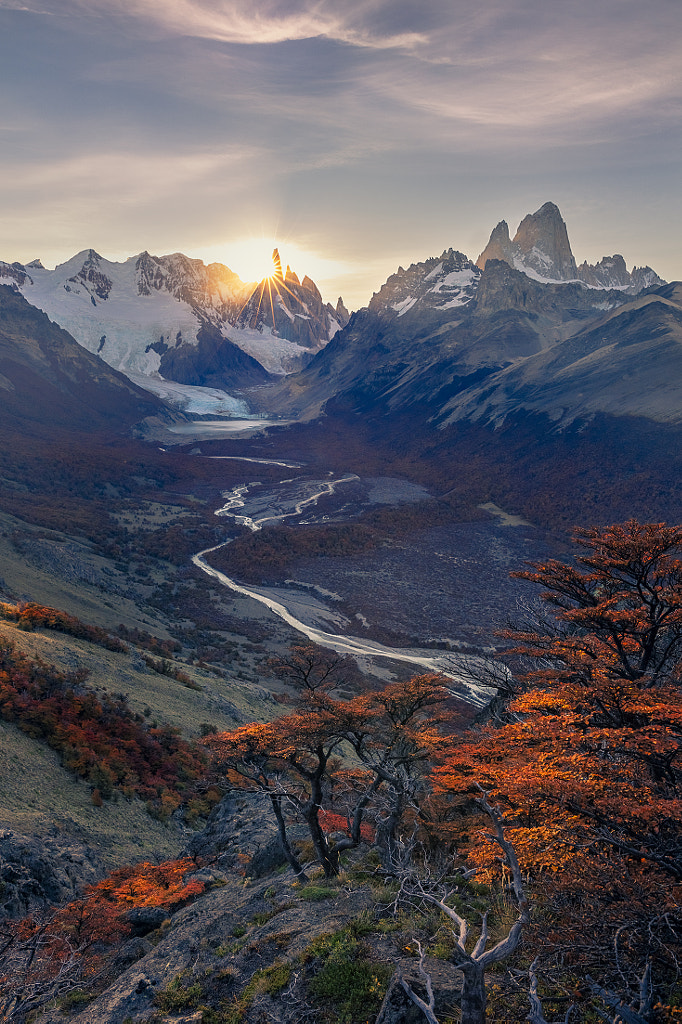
[190,236,355,301]
[216,236,282,284]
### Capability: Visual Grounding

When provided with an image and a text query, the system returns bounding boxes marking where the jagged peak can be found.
[488,220,511,242]
[301,275,321,299]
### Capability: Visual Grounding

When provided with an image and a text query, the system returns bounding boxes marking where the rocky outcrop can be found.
[477,202,577,281]
[0,829,103,919]
[474,219,516,268]
[334,296,350,325]
[158,322,271,389]
[68,249,113,300]
[477,202,665,293]
[368,249,480,319]
[576,254,665,292]
[182,792,281,874]
[512,201,577,280]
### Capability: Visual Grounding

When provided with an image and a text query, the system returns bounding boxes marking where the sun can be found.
[188,236,355,300]
[218,237,282,283]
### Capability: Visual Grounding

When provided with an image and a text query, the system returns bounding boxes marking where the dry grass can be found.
[0,510,169,635]
[0,619,274,737]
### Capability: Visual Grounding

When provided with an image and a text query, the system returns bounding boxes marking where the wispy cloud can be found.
[4,0,428,50]
[1,0,680,304]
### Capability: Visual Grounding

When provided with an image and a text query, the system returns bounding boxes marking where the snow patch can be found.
[392,295,418,316]
[424,262,444,282]
[429,269,477,293]
[222,325,312,375]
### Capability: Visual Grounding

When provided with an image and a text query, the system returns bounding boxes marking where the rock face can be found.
[477,201,665,293]
[512,201,577,280]
[183,792,282,874]
[0,829,103,920]
[477,202,576,280]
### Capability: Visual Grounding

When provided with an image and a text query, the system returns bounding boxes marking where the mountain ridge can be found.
[0,249,348,391]
[476,201,663,292]
[0,284,179,435]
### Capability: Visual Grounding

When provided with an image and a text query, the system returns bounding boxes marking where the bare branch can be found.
[398,941,440,1024]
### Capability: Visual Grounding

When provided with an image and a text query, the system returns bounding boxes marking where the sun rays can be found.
[235,246,312,332]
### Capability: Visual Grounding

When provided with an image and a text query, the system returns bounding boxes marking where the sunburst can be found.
[236,246,308,331]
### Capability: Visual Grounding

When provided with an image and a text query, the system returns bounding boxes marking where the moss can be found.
[298,883,336,902]
[208,961,292,1024]
[58,988,92,1011]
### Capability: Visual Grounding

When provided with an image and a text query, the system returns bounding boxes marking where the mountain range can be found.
[0,249,349,404]
[4,200,675,433]
[264,202,681,428]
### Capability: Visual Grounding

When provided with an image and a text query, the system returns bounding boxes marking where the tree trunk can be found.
[460,961,486,1024]
[303,768,339,878]
[305,802,339,877]
[269,794,308,882]
[375,789,406,866]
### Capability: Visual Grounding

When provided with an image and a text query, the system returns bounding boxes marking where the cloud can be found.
[2,0,680,304]
[3,0,429,50]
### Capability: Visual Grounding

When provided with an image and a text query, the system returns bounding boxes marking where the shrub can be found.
[307,931,390,1023]
[154,973,203,1011]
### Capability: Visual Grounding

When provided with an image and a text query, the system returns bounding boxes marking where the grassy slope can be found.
[0,719,182,868]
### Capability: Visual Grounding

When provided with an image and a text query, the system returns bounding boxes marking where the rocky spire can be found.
[477,202,576,281]
[476,220,515,271]
[512,201,577,280]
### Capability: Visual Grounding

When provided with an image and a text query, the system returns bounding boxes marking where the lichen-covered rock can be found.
[182,792,280,871]
[0,828,103,919]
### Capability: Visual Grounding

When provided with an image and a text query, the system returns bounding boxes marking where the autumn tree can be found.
[206,709,350,880]
[343,674,452,863]
[503,519,682,878]
[268,642,354,698]
[206,672,452,879]
[430,520,682,1020]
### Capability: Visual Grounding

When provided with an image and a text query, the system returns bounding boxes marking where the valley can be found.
[1,200,681,1023]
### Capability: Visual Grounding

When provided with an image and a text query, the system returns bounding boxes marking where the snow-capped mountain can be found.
[262,203,674,428]
[476,202,663,292]
[0,283,177,435]
[0,250,348,391]
[368,249,481,319]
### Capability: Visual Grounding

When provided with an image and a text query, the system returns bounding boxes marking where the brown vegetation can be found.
[0,639,214,820]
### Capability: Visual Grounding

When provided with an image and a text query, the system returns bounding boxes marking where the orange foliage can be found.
[0,858,205,1019]
[0,640,208,818]
[89,858,205,910]
[0,601,126,651]
[206,671,453,876]
[428,521,682,1017]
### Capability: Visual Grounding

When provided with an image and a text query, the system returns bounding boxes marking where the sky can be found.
[1,0,681,309]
